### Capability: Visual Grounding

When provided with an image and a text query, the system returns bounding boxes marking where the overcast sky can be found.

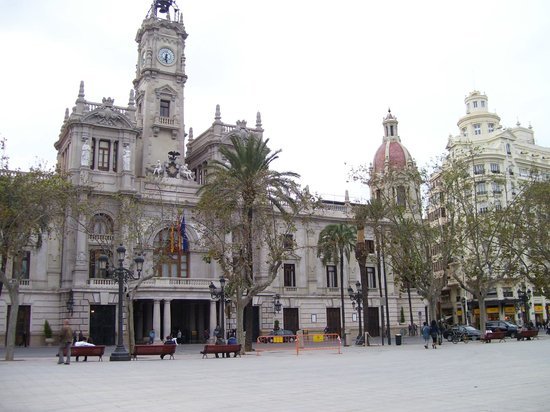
[1,0,549,202]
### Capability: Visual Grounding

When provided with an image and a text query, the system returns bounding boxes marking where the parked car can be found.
[258,329,296,343]
[485,320,518,338]
[443,325,481,341]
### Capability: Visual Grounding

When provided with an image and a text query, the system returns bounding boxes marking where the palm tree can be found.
[197,133,301,351]
[317,223,356,345]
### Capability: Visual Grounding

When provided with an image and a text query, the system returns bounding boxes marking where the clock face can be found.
[158,48,175,65]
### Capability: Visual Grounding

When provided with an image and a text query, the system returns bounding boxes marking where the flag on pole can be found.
[170,225,175,253]
[180,213,189,252]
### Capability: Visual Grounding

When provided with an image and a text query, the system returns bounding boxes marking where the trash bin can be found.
[395,334,402,346]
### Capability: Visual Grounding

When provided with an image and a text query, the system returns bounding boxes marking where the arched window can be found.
[396,186,406,206]
[153,227,189,278]
[90,213,114,236]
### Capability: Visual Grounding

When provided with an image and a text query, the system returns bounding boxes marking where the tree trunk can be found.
[376,257,385,345]
[126,294,135,353]
[236,296,245,353]
[339,253,346,346]
[5,283,19,361]
[478,295,487,331]
[244,300,254,351]
[407,282,414,329]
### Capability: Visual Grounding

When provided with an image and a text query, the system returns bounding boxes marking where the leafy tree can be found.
[0,138,80,360]
[195,133,305,352]
[317,223,356,345]
[505,180,550,294]
[438,153,520,331]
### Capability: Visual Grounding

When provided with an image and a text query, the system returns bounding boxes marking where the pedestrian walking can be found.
[430,320,439,349]
[421,322,430,349]
[57,319,73,364]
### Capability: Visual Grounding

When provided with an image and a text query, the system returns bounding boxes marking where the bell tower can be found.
[133,0,188,176]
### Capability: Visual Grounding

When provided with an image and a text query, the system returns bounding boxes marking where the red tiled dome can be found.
[372,109,413,174]
[373,140,411,173]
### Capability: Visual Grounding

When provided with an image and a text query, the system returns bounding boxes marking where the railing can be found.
[222,125,237,133]
[88,277,210,289]
[141,278,210,288]
[88,278,116,288]
[85,102,128,116]
[88,234,114,243]
[157,116,176,126]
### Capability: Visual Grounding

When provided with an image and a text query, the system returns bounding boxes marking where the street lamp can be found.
[517,287,532,324]
[99,244,144,361]
[209,277,228,340]
[273,294,282,313]
[348,281,363,344]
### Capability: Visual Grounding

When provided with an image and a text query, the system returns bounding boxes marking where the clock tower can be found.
[134,0,188,176]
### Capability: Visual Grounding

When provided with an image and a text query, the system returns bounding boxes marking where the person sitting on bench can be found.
[74,337,95,362]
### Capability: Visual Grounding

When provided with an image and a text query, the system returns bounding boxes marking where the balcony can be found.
[87,277,211,290]
[152,116,179,137]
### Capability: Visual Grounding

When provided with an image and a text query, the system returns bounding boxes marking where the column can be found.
[153,299,161,343]
[209,300,217,341]
[163,299,172,340]
[136,300,144,343]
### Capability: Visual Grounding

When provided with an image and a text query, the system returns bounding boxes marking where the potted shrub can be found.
[44,320,54,346]
[273,319,280,331]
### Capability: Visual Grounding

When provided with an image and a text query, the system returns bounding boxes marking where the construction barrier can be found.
[297,333,341,355]
[256,333,341,355]
[256,334,298,355]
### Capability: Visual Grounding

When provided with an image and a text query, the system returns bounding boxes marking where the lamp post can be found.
[209,277,228,340]
[99,244,144,361]
[348,281,363,343]
[517,287,532,324]
[273,294,282,313]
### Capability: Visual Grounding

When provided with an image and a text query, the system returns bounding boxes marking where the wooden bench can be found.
[132,344,176,360]
[201,344,241,358]
[516,329,539,341]
[481,330,506,343]
[63,345,106,361]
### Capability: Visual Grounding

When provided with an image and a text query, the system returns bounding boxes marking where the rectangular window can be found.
[476,182,486,195]
[506,143,512,155]
[396,186,406,206]
[89,250,108,278]
[367,267,376,289]
[12,251,31,279]
[494,200,502,211]
[490,163,500,173]
[481,100,485,108]
[473,164,485,175]
[282,234,294,250]
[112,141,118,172]
[365,240,375,254]
[473,101,478,108]
[492,182,501,193]
[284,264,296,287]
[479,205,489,214]
[91,138,96,170]
[98,140,110,171]
[326,265,337,288]
[180,253,189,278]
[160,100,170,117]
[488,123,494,133]
[473,123,481,135]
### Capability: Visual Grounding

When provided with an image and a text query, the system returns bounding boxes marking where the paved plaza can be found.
[1,335,549,412]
